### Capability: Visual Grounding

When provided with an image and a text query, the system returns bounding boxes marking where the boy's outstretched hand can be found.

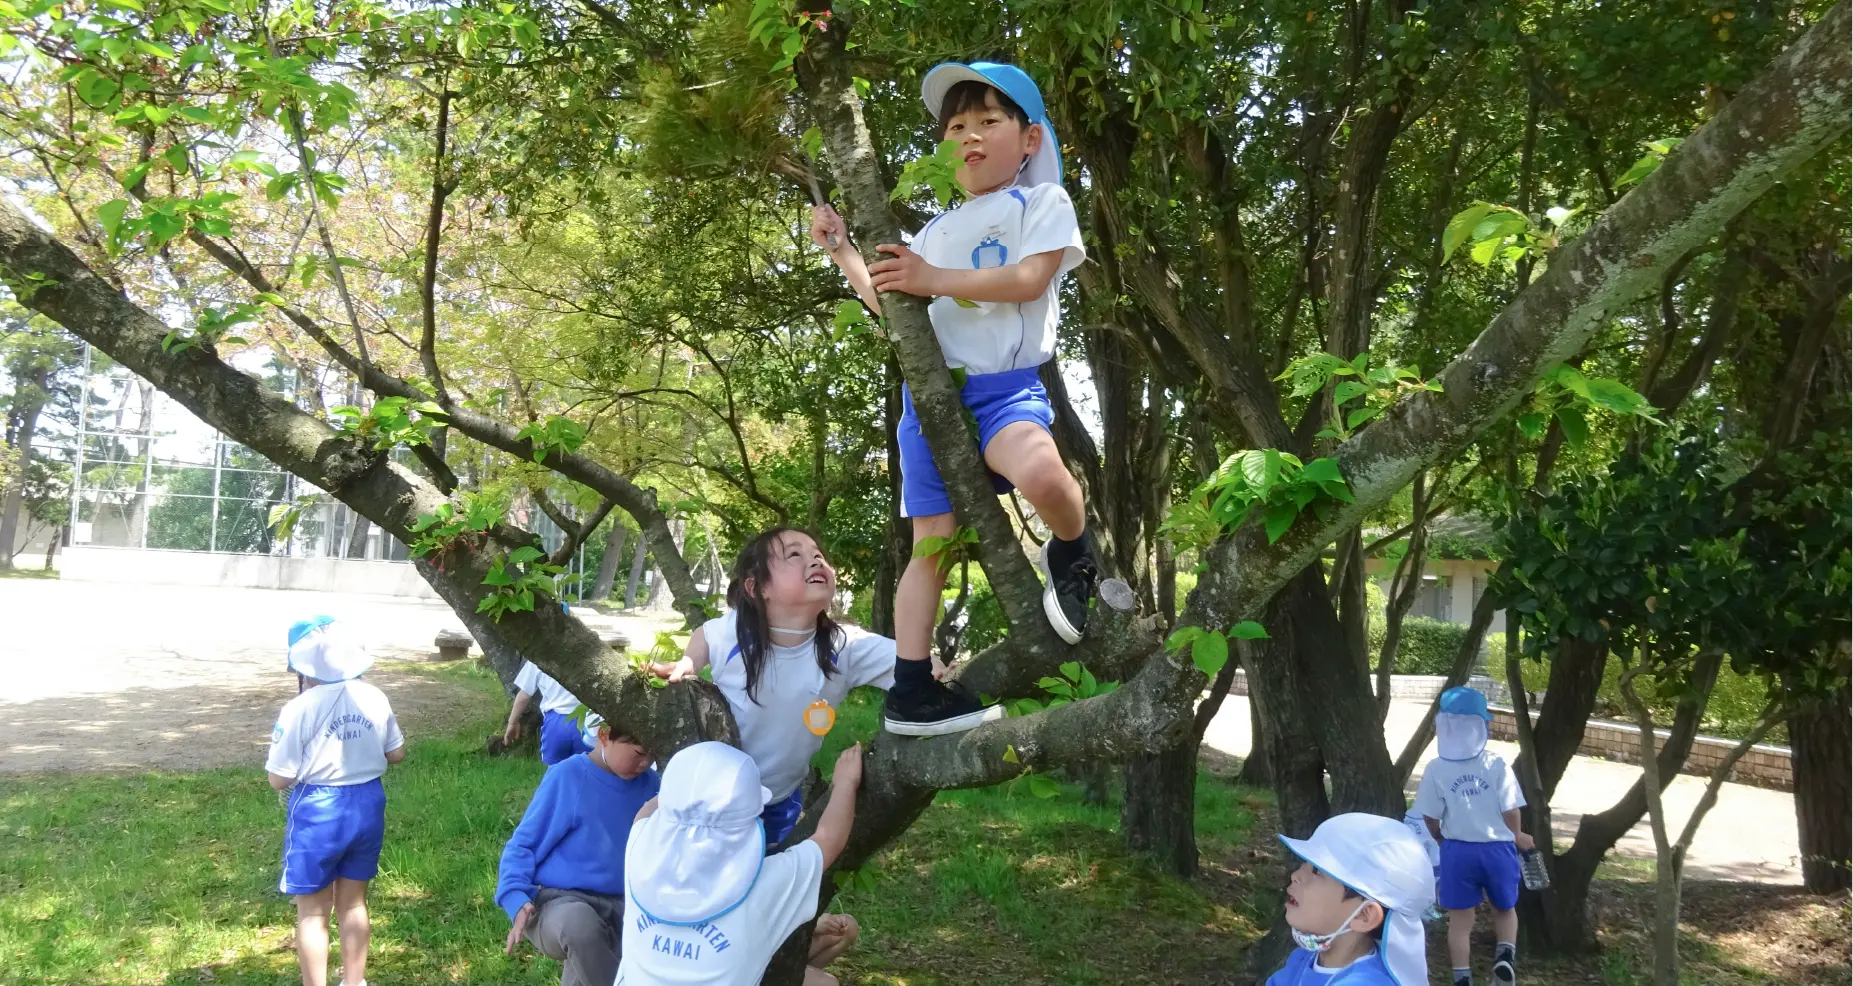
[869,243,941,297]
[650,657,698,682]
[832,742,864,792]
[810,205,849,253]
[505,901,535,955]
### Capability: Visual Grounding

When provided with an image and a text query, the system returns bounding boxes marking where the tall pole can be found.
[66,343,91,541]
[209,434,223,552]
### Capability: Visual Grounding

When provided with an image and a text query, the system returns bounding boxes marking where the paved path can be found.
[1202,694,1801,884]
[0,578,677,772]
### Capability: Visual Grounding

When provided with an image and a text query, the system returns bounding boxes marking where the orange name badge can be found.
[803,700,836,737]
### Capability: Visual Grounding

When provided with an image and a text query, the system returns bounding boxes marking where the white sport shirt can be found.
[912,182,1085,376]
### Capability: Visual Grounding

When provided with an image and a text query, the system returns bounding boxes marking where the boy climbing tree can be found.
[811,62,1093,738]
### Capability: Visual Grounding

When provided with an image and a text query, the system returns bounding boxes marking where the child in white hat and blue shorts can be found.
[1271,812,1437,985]
[265,616,406,986]
[811,60,1093,740]
[1414,686,1534,986]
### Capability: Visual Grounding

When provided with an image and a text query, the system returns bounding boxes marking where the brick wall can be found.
[1487,706,1793,792]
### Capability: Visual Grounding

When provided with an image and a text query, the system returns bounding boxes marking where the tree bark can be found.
[0,362,46,569]
[1790,679,1852,893]
[624,531,649,608]
[1530,636,1610,796]
[1374,470,1431,716]
[871,357,904,637]
[345,513,372,559]
[1121,742,1201,876]
[644,517,687,613]
[591,522,626,602]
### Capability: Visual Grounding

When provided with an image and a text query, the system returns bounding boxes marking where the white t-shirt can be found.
[514,660,582,716]
[912,182,1085,376]
[703,614,895,801]
[1413,749,1525,843]
[615,839,824,986]
[266,680,404,787]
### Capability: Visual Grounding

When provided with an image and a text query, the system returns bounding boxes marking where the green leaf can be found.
[1333,380,1369,404]
[1059,661,1082,682]
[1228,621,1270,640]
[799,126,823,163]
[1555,406,1589,450]
[1026,774,1060,799]
[1165,625,1204,653]
[1346,405,1383,429]
[1299,457,1342,486]
[1442,202,1494,262]
[1545,205,1581,227]
[1190,630,1230,676]
[953,298,980,308]
[508,545,544,566]
[1470,236,1503,266]
[1002,745,1019,763]
[1263,502,1298,543]
[96,199,128,235]
[1516,411,1549,440]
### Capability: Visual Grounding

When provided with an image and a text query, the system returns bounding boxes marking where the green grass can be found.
[0,665,1270,986]
[0,566,58,579]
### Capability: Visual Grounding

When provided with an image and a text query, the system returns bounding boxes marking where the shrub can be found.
[1369,615,1479,675]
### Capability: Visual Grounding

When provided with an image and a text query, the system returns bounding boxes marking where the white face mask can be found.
[1292,898,1369,953]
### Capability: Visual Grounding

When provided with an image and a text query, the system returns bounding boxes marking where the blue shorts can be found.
[280,778,386,895]
[539,710,592,766]
[1438,839,1521,911]
[898,366,1054,518]
[762,789,804,847]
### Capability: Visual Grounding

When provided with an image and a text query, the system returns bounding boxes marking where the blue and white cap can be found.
[1280,813,1436,986]
[286,615,373,683]
[921,61,1064,188]
[626,742,775,925]
[1436,685,1492,760]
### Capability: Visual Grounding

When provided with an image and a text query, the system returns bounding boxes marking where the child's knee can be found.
[1013,460,1077,505]
[910,513,956,543]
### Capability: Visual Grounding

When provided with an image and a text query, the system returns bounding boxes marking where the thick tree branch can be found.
[420,89,455,403]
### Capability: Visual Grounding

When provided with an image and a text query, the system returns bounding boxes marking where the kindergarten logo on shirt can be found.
[635,912,732,962]
[1449,773,1492,799]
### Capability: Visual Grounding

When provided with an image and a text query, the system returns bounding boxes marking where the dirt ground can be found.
[0,577,676,774]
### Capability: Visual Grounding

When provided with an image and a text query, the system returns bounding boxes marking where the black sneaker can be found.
[1493,945,1516,985]
[882,677,1004,737]
[1039,539,1097,645]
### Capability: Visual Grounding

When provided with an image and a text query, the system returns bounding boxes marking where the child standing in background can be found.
[266,616,406,986]
[1414,686,1533,986]
[811,60,1092,737]
[504,658,593,766]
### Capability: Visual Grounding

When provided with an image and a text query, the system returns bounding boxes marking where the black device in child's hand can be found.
[1520,847,1551,890]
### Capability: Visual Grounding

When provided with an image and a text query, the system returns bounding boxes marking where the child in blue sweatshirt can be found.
[497,716,660,986]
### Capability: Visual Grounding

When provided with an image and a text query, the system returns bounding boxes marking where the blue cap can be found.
[1438,686,1493,721]
[288,614,336,649]
[920,61,1064,187]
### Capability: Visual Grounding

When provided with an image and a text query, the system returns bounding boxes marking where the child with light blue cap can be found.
[1413,686,1534,986]
[266,615,406,986]
[1271,812,1437,985]
[811,60,1094,738]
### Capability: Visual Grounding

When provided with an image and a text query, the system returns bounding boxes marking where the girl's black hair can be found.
[938,79,1029,135]
[728,527,844,705]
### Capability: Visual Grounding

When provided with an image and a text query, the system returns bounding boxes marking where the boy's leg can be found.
[332,878,371,986]
[895,512,956,667]
[983,421,1094,644]
[1491,910,1518,984]
[294,887,335,986]
[883,512,1004,735]
[1446,908,1476,982]
[530,893,620,986]
[1486,842,1523,983]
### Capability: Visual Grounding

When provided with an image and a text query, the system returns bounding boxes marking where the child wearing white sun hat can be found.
[1271,812,1437,986]
[265,615,406,986]
[616,740,864,986]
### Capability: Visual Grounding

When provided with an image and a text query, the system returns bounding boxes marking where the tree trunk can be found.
[871,358,904,637]
[1374,472,1431,716]
[591,523,626,602]
[0,362,48,570]
[1121,742,1201,876]
[807,405,829,531]
[1530,636,1610,796]
[42,524,61,570]
[127,379,153,548]
[644,517,687,613]
[1790,679,1852,893]
[625,532,649,608]
[345,513,372,558]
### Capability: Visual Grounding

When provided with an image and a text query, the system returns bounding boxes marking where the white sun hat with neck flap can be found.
[920,61,1064,188]
[1278,812,1436,986]
[626,741,775,925]
[286,615,373,683]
